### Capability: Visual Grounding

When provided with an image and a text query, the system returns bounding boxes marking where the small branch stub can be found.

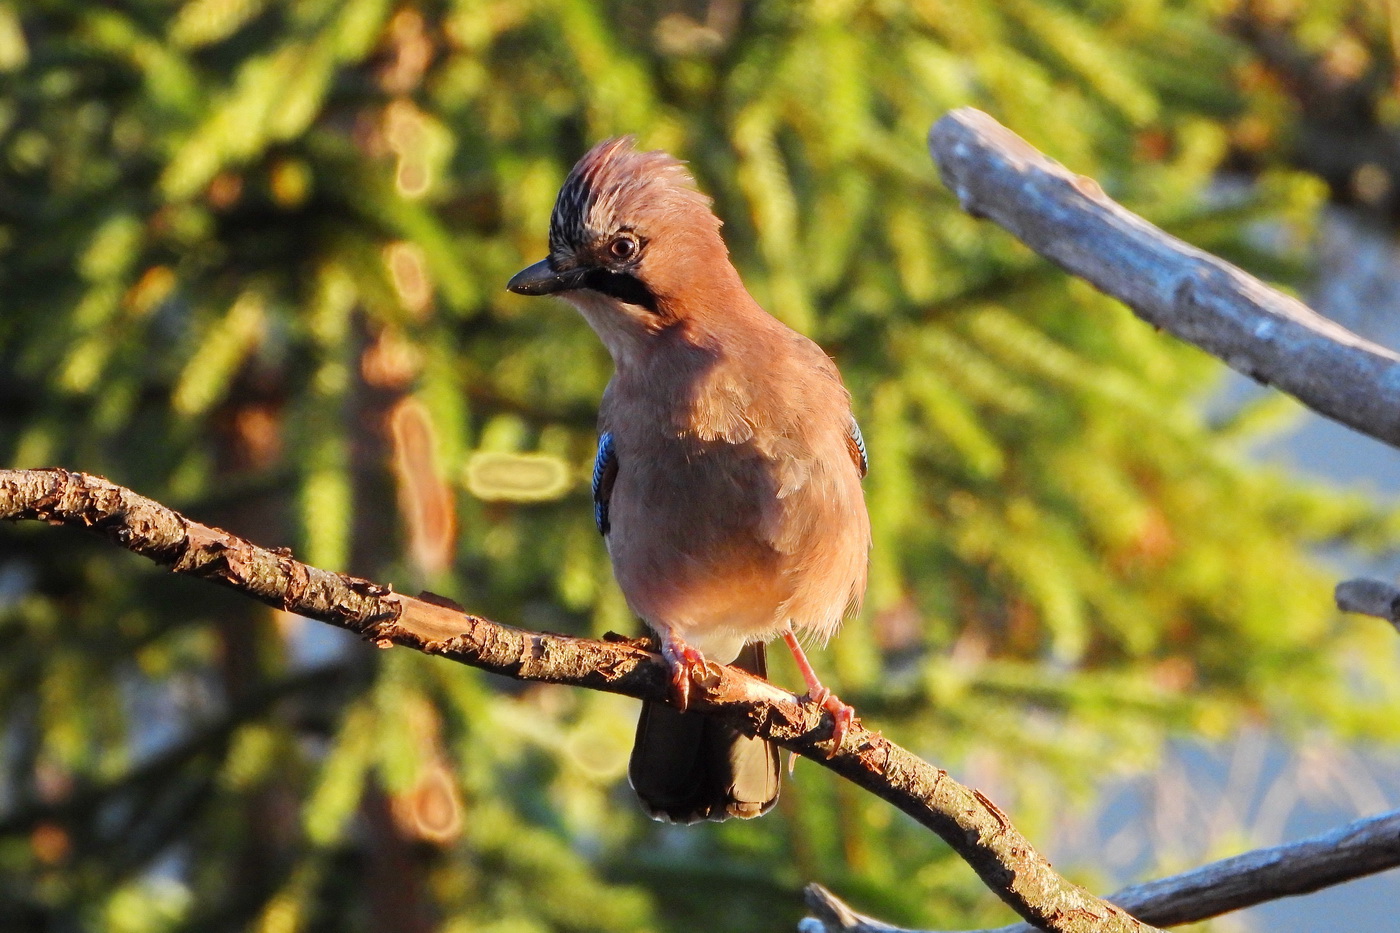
[1335,578,1400,631]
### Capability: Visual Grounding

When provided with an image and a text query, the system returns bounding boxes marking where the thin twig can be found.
[0,467,1159,933]
[802,807,1400,932]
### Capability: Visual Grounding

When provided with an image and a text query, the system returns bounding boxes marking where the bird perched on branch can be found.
[507,137,871,823]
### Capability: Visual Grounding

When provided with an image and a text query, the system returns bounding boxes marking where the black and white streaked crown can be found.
[547,136,715,256]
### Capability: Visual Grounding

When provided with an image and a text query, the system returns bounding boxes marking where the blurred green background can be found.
[3,1,1400,931]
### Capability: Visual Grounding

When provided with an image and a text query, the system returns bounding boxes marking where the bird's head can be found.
[507,137,736,361]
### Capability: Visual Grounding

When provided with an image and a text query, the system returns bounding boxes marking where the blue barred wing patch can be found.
[848,415,868,479]
[592,431,617,535]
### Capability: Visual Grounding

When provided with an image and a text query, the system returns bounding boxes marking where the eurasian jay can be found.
[507,137,871,823]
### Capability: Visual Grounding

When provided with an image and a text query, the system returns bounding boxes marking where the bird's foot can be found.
[781,630,856,758]
[816,691,855,757]
[660,634,710,712]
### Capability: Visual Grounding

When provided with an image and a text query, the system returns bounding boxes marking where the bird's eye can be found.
[608,235,639,262]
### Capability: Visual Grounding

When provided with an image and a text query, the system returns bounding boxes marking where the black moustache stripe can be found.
[582,268,659,313]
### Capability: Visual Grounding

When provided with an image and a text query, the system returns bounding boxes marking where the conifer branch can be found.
[0,467,1160,933]
[0,663,348,839]
[802,807,1400,932]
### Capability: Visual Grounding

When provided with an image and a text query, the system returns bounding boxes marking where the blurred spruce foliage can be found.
[2,1,1399,931]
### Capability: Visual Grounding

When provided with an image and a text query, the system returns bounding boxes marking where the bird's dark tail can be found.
[628,642,781,823]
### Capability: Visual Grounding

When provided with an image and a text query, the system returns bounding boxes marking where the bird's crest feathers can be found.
[549,136,718,256]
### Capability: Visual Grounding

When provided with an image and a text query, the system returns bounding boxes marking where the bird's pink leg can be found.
[659,630,708,712]
[781,630,855,756]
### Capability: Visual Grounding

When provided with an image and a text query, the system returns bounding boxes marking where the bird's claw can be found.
[800,685,855,757]
[817,692,856,758]
[661,639,709,712]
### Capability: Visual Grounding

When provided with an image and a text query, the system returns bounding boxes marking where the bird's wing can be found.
[592,431,618,536]
[847,414,868,479]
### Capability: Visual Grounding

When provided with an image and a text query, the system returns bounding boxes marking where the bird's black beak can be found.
[507,259,580,296]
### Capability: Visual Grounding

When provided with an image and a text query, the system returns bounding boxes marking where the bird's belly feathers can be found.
[604,433,868,661]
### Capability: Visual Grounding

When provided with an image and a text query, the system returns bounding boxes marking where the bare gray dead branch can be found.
[801,808,1400,932]
[0,467,1160,933]
[928,107,1400,449]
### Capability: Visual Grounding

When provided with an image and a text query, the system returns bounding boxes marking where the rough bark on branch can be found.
[802,808,1400,932]
[928,107,1400,450]
[0,468,1158,933]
